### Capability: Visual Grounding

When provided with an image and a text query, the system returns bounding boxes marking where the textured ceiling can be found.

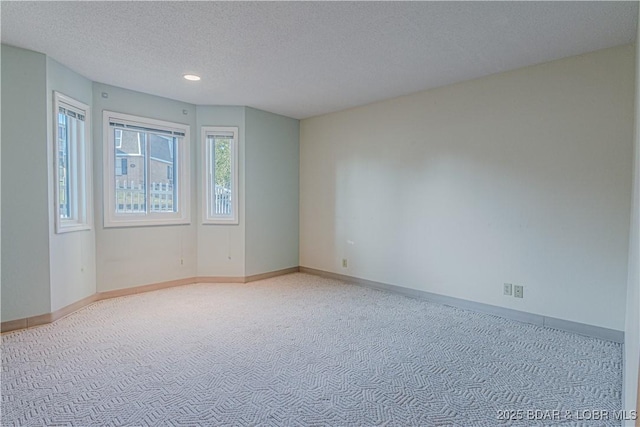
[1,1,637,119]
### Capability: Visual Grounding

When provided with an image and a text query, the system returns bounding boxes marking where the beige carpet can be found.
[1,273,622,426]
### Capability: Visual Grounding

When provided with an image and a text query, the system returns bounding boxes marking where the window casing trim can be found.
[201,126,239,225]
[103,110,191,228]
[53,91,92,233]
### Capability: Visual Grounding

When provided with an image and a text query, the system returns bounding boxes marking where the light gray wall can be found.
[1,45,51,321]
[196,106,246,277]
[623,14,640,416]
[300,44,634,331]
[46,57,96,311]
[0,45,2,323]
[92,83,197,292]
[245,107,299,276]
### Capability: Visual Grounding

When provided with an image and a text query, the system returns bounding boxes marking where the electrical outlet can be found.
[514,285,524,298]
[503,283,513,296]
[342,258,348,268]
[180,258,184,265]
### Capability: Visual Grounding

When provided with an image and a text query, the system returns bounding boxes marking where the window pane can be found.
[115,130,146,213]
[210,136,232,217]
[149,135,177,213]
[58,113,70,219]
[115,129,122,148]
[55,93,91,233]
[105,111,190,227]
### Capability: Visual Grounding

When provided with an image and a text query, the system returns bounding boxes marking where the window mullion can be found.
[173,138,178,211]
[63,116,71,220]
[145,132,151,214]
[68,116,77,221]
[214,138,218,218]
[212,137,216,218]
[77,120,85,222]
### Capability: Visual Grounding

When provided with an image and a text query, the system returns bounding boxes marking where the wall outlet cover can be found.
[503,283,513,296]
[514,285,524,298]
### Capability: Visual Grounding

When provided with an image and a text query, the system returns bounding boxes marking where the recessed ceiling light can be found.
[183,74,201,81]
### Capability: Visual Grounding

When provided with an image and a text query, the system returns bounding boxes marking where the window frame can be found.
[53,91,92,233]
[201,126,239,225]
[103,110,191,228]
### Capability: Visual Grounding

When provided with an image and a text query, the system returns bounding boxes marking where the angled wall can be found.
[1,45,51,321]
[195,106,247,278]
[245,107,299,276]
[92,83,198,292]
[46,57,97,312]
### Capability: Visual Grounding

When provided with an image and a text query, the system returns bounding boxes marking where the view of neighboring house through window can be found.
[54,92,92,233]
[104,111,190,227]
[202,126,238,224]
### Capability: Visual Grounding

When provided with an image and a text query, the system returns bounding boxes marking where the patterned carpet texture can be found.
[2,273,622,426]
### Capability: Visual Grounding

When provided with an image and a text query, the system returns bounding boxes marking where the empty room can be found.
[1,1,639,426]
